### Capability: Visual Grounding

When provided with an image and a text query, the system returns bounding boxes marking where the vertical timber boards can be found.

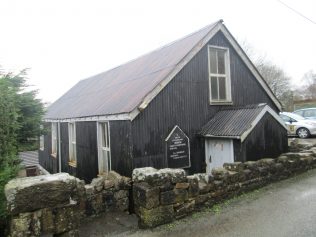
[75,121,98,182]
[109,120,133,177]
[39,122,58,174]
[38,123,56,173]
[235,113,288,162]
[131,31,281,174]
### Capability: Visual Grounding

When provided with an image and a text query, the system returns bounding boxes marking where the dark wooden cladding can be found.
[40,30,287,179]
[58,123,78,177]
[75,121,98,182]
[39,122,58,173]
[234,113,288,162]
[109,121,133,177]
[131,31,281,174]
[39,121,134,181]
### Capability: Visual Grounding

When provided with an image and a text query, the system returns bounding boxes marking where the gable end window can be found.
[51,123,58,156]
[208,46,232,104]
[68,122,77,166]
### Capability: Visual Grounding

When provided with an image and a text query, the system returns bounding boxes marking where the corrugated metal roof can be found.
[199,104,267,138]
[45,21,220,119]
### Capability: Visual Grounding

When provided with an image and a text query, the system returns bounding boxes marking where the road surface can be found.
[81,168,316,237]
[130,169,316,237]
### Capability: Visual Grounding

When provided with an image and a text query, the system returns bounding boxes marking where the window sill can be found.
[210,101,233,105]
[68,161,77,168]
[51,153,57,159]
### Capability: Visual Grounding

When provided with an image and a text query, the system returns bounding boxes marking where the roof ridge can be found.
[79,20,222,83]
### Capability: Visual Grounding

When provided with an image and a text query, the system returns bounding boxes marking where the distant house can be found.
[40,20,288,182]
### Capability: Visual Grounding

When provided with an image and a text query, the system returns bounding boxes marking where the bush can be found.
[0,69,43,233]
[0,162,19,218]
[0,72,20,232]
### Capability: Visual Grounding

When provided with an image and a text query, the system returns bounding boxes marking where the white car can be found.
[279,112,316,138]
[293,108,316,120]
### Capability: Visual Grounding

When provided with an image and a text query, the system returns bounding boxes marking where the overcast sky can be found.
[0,0,315,103]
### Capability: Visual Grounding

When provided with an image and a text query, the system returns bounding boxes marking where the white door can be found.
[205,139,234,174]
[97,122,111,175]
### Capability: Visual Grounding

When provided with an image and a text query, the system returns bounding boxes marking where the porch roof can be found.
[199,104,286,142]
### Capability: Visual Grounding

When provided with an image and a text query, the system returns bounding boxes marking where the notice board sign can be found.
[165,125,191,168]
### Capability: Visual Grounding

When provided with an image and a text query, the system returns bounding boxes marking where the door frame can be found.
[96,121,111,175]
[205,138,234,174]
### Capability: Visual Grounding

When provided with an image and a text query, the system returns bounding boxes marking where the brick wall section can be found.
[132,146,316,228]
[5,171,131,237]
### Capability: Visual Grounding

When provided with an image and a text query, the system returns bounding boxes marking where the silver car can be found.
[279,112,316,138]
[293,108,316,120]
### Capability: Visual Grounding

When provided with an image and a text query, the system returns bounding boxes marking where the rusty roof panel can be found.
[45,22,219,119]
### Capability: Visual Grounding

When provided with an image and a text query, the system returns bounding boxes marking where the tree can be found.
[0,73,20,227]
[0,69,44,231]
[294,70,316,100]
[241,40,294,110]
[256,61,293,111]
[1,70,45,150]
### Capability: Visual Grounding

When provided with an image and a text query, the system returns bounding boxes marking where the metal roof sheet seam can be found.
[199,104,266,137]
[45,21,219,119]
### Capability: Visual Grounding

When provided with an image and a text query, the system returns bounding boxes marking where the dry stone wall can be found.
[5,171,131,237]
[132,147,316,228]
[5,140,316,235]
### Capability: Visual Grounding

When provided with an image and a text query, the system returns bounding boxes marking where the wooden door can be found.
[205,139,234,174]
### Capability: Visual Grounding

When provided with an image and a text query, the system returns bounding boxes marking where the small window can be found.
[40,135,44,151]
[98,122,111,175]
[68,122,77,165]
[39,124,44,151]
[51,123,58,156]
[208,46,231,103]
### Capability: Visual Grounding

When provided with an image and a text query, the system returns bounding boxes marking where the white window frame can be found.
[51,122,58,156]
[208,45,232,104]
[97,121,111,175]
[68,122,77,165]
[39,124,44,151]
[40,135,44,151]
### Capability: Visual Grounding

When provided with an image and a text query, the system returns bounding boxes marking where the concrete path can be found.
[82,169,316,237]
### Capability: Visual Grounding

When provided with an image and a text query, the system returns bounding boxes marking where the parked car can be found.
[293,108,316,120]
[279,112,316,138]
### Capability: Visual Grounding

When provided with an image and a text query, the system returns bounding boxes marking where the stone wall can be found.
[132,147,316,228]
[5,141,316,235]
[84,171,131,216]
[5,171,131,237]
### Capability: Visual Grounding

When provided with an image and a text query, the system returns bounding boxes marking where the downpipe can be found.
[58,121,62,173]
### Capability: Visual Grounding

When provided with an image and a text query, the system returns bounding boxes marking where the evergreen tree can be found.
[0,69,44,228]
